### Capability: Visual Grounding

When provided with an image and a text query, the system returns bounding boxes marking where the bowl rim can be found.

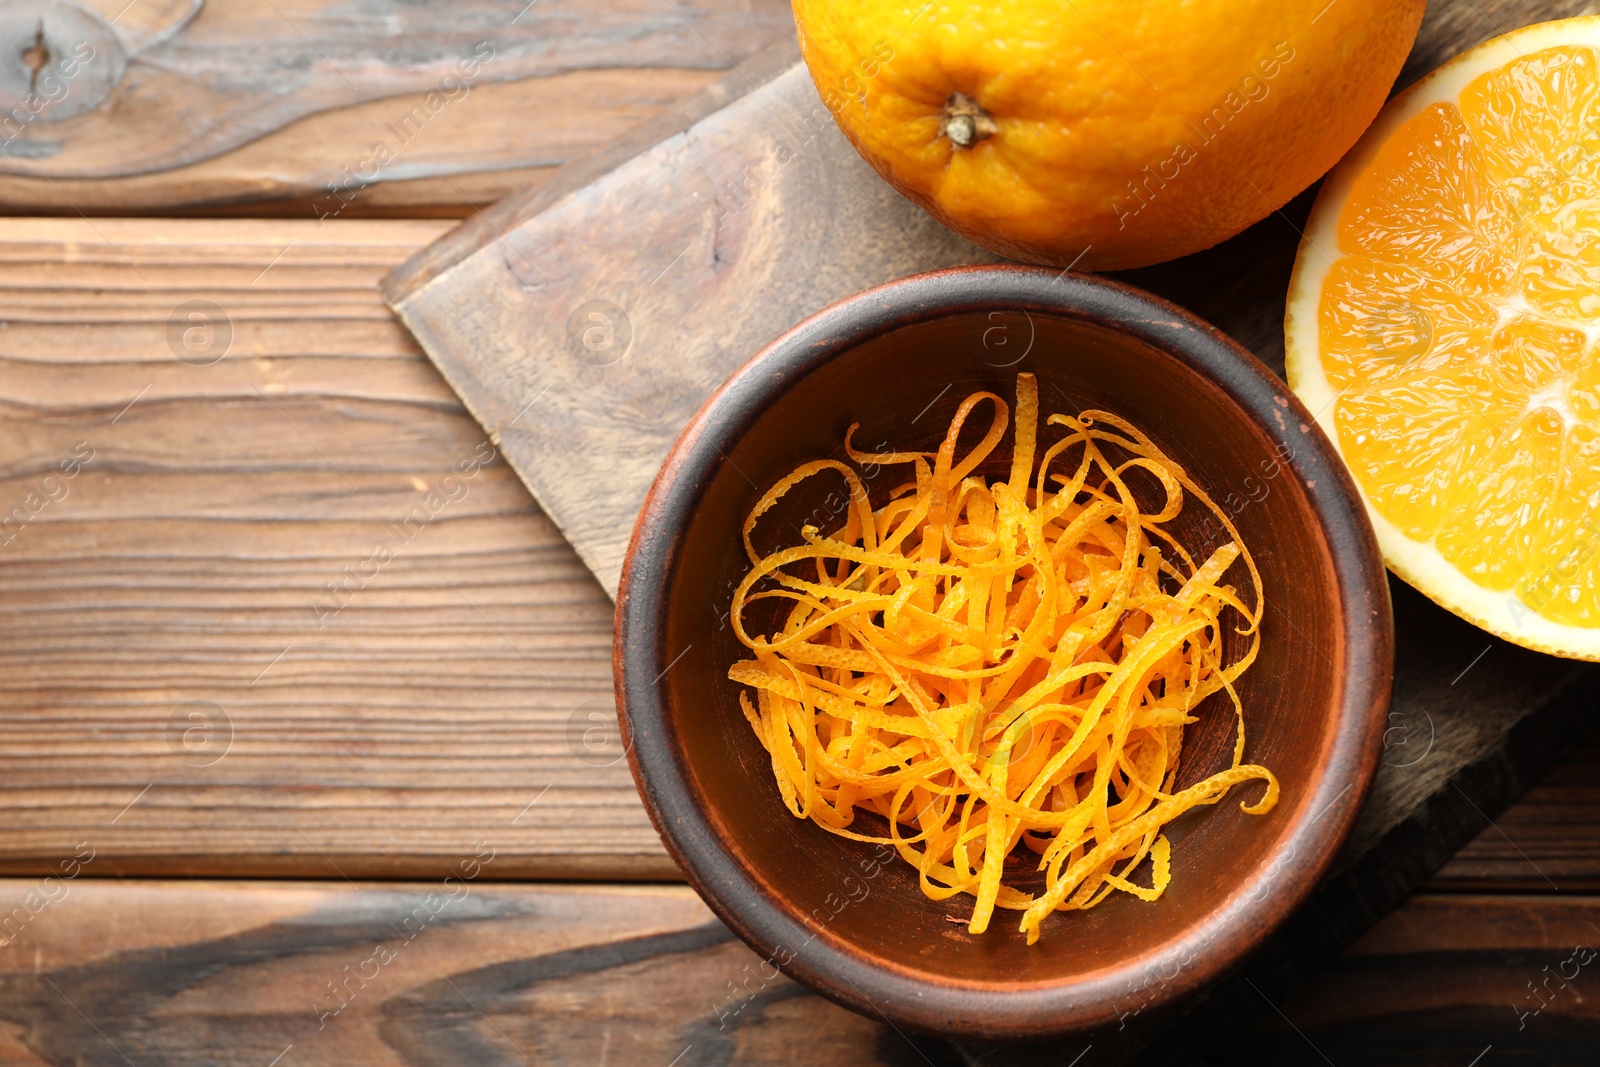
[614,264,1393,1039]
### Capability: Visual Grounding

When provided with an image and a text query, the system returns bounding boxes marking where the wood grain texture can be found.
[0,877,1598,1066]
[0,879,959,1067]
[20,213,1586,895]
[3,0,1600,1060]
[0,0,792,216]
[382,40,1000,597]
[0,217,677,879]
[1431,728,1600,891]
[1256,893,1600,1065]
[6,71,731,219]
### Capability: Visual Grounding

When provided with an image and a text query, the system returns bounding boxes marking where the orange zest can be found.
[728,373,1277,943]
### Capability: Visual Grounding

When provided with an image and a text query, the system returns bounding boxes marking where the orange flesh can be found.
[1319,45,1600,626]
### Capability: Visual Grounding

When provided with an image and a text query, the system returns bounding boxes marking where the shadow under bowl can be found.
[615,266,1393,1039]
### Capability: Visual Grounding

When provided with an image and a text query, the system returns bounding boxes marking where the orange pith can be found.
[1316,43,1600,630]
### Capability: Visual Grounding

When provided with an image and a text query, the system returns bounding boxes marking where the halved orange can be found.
[1286,17,1600,661]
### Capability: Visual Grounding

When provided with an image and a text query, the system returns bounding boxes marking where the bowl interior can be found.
[657,308,1348,992]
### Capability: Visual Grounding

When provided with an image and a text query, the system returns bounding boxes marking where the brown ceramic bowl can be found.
[614,266,1392,1039]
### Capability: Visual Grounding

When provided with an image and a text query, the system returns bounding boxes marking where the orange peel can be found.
[728,374,1277,943]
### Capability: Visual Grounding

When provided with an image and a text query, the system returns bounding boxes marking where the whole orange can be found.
[794,0,1426,270]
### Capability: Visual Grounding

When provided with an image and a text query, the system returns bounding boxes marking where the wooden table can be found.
[2,1,1599,1064]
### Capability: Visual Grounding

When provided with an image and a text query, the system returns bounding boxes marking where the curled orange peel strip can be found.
[728,374,1278,942]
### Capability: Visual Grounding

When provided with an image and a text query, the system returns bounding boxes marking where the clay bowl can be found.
[614,266,1393,1039]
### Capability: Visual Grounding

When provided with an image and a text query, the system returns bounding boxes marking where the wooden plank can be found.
[0,877,1596,1065]
[0,217,676,879]
[1252,893,1600,1064]
[1430,728,1600,892]
[0,0,792,216]
[0,878,959,1066]
[0,1,1594,1059]
[2,212,1597,902]
[8,72,725,219]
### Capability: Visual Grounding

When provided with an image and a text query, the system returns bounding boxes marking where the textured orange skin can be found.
[794,0,1427,271]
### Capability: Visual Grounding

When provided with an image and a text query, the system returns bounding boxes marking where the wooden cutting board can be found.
[381,5,1600,1063]
[381,38,997,596]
